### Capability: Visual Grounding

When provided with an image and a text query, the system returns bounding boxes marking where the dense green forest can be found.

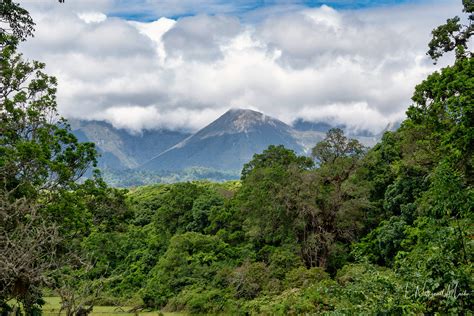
[101,167,240,188]
[1,0,472,315]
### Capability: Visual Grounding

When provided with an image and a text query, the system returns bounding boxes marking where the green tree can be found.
[142,232,232,308]
[0,0,34,48]
[311,128,365,165]
[427,0,473,62]
[407,57,473,184]
[152,183,205,249]
[0,2,114,313]
[237,146,313,252]
[241,145,313,179]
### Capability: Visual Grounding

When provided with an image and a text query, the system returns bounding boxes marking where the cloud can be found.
[98,106,226,133]
[17,1,461,133]
[77,11,107,23]
[162,15,241,62]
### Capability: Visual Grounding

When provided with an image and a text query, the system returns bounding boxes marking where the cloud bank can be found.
[19,0,460,133]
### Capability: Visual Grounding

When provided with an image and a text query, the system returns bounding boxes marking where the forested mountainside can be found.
[1,0,472,315]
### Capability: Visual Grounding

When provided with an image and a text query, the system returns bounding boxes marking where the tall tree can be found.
[0,1,101,313]
[427,0,473,62]
[311,128,365,165]
[0,0,34,48]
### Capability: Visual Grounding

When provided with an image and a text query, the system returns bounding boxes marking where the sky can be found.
[18,0,461,133]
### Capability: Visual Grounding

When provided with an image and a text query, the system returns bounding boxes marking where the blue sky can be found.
[108,0,428,21]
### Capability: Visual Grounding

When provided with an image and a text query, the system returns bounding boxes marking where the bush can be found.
[229,261,270,299]
[284,266,328,289]
[166,285,235,314]
[142,232,233,308]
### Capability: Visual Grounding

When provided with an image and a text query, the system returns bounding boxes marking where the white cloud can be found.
[99,106,226,133]
[131,18,176,64]
[17,1,462,133]
[77,11,107,23]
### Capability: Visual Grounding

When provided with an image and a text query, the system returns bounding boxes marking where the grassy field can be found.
[42,297,183,316]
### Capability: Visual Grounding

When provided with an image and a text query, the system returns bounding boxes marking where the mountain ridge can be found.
[140,108,304,171]
[70,119,191,169]
[71,109,398,177]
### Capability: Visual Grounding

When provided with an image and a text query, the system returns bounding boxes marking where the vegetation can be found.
[1,1,128,314]
[1,0,472,315]
[101,167,240,188]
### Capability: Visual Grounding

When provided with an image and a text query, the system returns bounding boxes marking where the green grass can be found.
[42,297,184,315]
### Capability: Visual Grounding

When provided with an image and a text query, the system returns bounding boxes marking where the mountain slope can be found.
[141,109,305,171]
[70,120,190,169]
[70,110,399,176]
[291,119,397,149]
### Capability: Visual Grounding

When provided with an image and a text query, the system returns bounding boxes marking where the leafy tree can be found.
[349,131,401,229]
[241,145,313,179]
[0,0,34,48]
[186,191,224,233]
[142,232,233,308]
[0,2,123,313]
[427,0,473,62]
[311,128,365,165]
[237,138,367,271]
[237,146,313,254]
[307,129,367,270]
[0,33,97,200]
[152,183,225,252]
[407,57,473,184]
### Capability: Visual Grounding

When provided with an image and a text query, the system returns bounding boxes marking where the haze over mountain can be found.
[70,120,190,170]
[72,109,392,179]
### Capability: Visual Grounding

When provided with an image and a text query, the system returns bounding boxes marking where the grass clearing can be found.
[42,297,184,316]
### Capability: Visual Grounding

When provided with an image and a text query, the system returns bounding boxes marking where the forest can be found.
[0,0,472,315]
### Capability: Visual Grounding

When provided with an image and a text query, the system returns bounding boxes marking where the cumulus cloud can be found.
[99,106,226,133]
[162,15,241,62]
[18,1,461,133]
[77,12,107,24]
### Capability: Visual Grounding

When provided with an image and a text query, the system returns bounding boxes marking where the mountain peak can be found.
[226,108,260,115]
[218,108,281,133]
[141,108,303,171]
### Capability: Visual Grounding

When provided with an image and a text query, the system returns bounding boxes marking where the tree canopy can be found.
[427,0,473,62]
[1,0,472,315]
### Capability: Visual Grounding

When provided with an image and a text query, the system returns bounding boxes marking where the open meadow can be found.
[42,297,183,316]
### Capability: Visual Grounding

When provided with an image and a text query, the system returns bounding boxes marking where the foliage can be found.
[0,19,93,316]
[101,167,240,187]
[394,217,473,313]
[142,232,233,308]
[311,127,365,165]
[241,144,313,179]
[427,0,473,62]
[2,1,473,315]
[0,0,34,48]
[0,2,129,314]
[407,57,473,183]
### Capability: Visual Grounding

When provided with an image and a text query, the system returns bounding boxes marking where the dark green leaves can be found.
[427,0,473,62]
